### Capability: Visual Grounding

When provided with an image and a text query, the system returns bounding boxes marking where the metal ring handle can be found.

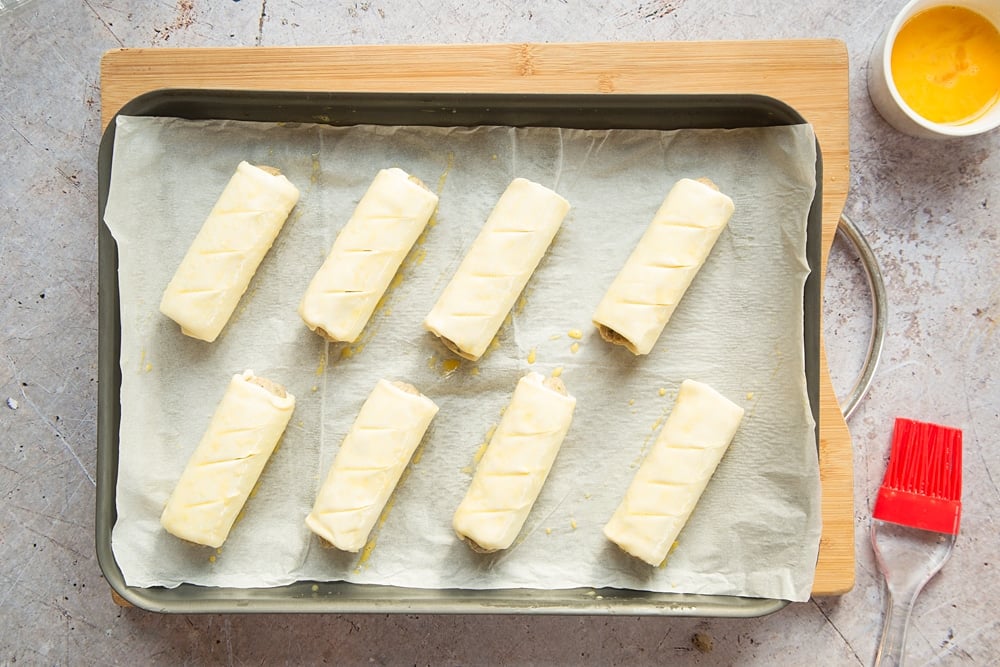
[835,214,887,419]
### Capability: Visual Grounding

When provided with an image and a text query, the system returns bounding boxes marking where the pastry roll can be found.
[306,379,439,552]
[424,178,570,361]
[159,161,300,342]
[604,379,744,566]
[298,168,439,342]
[160,370,296,548]
[592,178,734,355]
[453,373,576,552]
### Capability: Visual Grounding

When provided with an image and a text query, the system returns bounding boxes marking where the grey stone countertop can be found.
[1,0,997,664]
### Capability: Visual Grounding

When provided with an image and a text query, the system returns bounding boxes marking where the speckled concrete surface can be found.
[1,1,998,664]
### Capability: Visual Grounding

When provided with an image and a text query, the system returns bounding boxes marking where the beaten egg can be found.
[891,5,1000,124]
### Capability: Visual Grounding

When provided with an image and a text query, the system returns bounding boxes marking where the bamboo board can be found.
[100,41,854,596]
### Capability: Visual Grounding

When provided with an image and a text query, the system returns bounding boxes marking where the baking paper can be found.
[105,114,820,601]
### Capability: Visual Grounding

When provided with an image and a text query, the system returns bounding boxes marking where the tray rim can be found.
[97,88,822,616]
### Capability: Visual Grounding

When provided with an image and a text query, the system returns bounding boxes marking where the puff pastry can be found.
[160,161,300,342]
[603,379,744,566]
[424,178,570,361]
[299,168,439,342]
[160,370,296,548]
[453,373,576,552]
[592,178,734,355]
[306,379,439,552]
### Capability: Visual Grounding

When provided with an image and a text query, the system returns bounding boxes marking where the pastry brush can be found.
[871,417,962,667]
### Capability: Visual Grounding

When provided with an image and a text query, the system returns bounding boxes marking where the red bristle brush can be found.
[871,417,963,667]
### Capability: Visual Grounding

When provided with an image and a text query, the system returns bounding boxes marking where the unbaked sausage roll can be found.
[423,178,570,361]
[306,379,439,552]
[604,379,744,566]
[592,178,734,355]
[453,372,576,552]
[159,161,300,343]
[160,370,296,548]
[298,168,439,342]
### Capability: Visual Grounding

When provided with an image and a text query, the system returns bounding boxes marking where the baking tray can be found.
[96,89,822,616]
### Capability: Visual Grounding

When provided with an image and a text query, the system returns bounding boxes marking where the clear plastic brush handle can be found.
[871,519,956,666]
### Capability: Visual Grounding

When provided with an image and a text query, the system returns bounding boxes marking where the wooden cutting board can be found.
[100,41,854,597]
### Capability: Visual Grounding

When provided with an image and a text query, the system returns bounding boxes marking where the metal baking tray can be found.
[97,89,822,616]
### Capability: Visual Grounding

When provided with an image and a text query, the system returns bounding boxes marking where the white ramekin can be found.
[867,0,1000,139]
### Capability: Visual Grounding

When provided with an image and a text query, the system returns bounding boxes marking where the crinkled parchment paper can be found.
[105,115,820,601]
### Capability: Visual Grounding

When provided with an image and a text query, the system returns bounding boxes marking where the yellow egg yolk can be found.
[891,6,1000,124]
